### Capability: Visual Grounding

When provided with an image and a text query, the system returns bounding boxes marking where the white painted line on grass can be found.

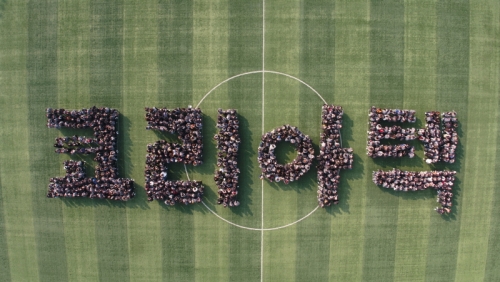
[200,201,319,231]
[195,70,327,108]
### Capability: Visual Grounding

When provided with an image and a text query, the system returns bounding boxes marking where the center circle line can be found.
[187,69,334,230]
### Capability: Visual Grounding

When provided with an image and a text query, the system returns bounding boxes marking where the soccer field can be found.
[0,0,499,281]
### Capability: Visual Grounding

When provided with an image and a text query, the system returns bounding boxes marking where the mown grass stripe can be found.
[0,162,10,282]
[425,1,469,280]
[484,53,500,281]
[295,1,334,281]
[57,0,100,281]
[362,1,405,281]
[89,1,131,281]
[191,1,231,281]
[226,0,263,225]
[263,1,302,280]
[158,0,194,107]
[226,3,263,280]
[0,1,38,280]
[330,0,370,280]
[26,0,70,281]
[224,79,263,281]
[261,79,301,279]
[122,0,162,281]
[157,1,196,281]
[0,2,30,281]
[392,0,436,280]
[228,0,263,75]
[455,1,499,280]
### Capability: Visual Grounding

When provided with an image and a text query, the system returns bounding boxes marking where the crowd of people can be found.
[258,125,314,183]
[372,168,456,214]
[214,109,241,207]
[367,107,417,158]
[146,177,204,205]
[368,106,417,123]
[418,111,458,164]
[47,160,133,200]
[54,135,96,154]
[145,107,203,165]
[46,107,135,200]
[317,105,353,207]
[441,112,458,163]
[144,107,204,205]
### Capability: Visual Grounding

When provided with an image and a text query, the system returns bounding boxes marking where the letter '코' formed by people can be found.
[46,107,135,201]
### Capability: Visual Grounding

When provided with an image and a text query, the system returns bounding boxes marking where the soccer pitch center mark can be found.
[190,70,332,231]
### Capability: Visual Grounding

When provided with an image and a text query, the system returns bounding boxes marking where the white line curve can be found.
[201,201,319,231]
[195,70,328,108]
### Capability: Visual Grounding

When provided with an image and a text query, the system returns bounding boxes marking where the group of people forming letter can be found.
[45,105,458,215]
[46,107,135,200]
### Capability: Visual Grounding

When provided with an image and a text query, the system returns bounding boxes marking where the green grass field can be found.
[1,0,499,281]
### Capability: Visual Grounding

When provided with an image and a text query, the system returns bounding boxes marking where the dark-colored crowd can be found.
[214,109,240,207]
[368,107,417,123]
[367,107,416,158]
[144,107,204,206]
[372,168,456,214]
[145,107,203,165]
[54,135,96,154]
[258,125,314,183]
[317,105,353,207]
[418,111,458,164]
[46,107,135,201]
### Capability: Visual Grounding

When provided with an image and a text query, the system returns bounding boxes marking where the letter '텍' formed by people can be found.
[368,107,459,214]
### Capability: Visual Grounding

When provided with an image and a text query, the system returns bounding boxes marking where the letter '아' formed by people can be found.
[46,107,135,201]
[257,104,353,207]
[144,107,204,206]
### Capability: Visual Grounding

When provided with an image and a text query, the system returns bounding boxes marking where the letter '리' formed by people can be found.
[144,107,204,206]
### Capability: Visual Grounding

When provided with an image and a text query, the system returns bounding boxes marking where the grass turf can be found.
[0,0,500,281]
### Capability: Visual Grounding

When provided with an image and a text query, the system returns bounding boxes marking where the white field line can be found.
[183,163,319,231]
[200,201,319,231]
[194,70,327,108]
[189,29,335,281]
